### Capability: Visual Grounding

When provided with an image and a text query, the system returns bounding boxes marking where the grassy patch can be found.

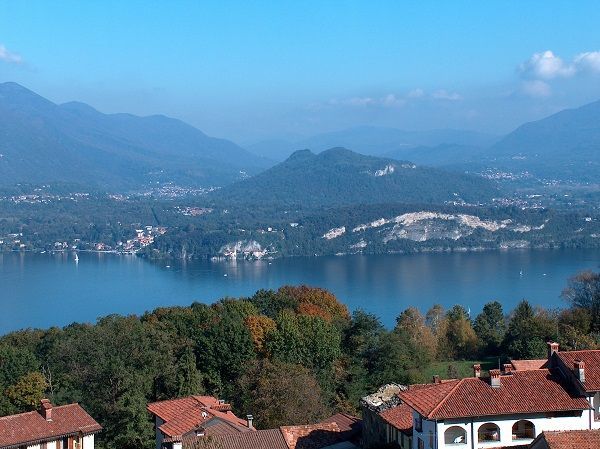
[423,357,499,380]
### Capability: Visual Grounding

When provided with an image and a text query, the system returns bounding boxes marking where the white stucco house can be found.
[0,399,102,449]
[366,343,600,449]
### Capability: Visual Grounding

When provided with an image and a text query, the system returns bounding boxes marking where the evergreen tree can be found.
[175,346,204,397]
[474,301,506,355]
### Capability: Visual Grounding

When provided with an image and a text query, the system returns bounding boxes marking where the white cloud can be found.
[331,93,405,108]
[407,88,425,98]
[520,49,600,79]
[431,89,462,101]
[521,80,551,98]
[381,93,405,107]
[0,44,22,64]
[574,51,600,73]
[520,50,575,79]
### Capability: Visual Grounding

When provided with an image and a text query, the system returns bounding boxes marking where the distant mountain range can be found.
[487,100,600,181]
[209,147,499,208]
[1,81,598,193]
[248,102,600,183]
[0,82,266,189]
[247,126,498,161]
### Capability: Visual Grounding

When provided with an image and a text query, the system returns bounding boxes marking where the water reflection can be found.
[0,249,598,333]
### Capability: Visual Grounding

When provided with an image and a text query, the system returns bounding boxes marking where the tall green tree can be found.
[474,301,506,354]
[175,346,204,397]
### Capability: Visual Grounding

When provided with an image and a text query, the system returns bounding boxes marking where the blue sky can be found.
[1,1,600,142]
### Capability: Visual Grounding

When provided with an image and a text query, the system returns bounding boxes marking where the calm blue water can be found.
[0,249,598,334]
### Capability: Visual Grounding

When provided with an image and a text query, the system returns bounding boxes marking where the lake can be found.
[1,249,599,334]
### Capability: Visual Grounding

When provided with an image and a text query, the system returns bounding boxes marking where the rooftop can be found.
[399,369,590,420]
[181,414,361,449]
[147,395,249,441]
[379,403,413,435]
[183,428,288,449]
[556,349,600,392]
[0,401,102,449]
[532,429,600,449]
[510,359,548,371]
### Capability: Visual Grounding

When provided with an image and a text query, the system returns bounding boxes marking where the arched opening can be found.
[444,426,467,445]
[478,423,500,442]
[512,420,535,440]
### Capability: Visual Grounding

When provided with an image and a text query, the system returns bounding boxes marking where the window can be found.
[512,420,535,440]
[417,437,425,449]
[414,414,423,432]
[444,426,467,445]
[478,423,500,442]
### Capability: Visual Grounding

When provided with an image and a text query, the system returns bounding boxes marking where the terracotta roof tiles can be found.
[183,429,288,449]
[399,369,590,420]
[0,402,102,449]
[181,414,361,449]
[533,429,600,449]
[147,395,248,441]
[510,359,548,371]
[557,350,600,392]
[379,403,413,435]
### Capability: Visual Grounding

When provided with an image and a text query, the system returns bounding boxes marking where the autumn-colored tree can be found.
[244,315,276,355]
[278,285,350,323]
[426,304,445,335]
[6,371,47,411]
[437,305,478,360]
[395,307,437,363]
[235,359,330,429]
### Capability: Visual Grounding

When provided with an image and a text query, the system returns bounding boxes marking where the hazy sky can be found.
[1,1,600,143]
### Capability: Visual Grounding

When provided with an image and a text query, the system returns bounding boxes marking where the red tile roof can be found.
[510,359,548,371]
[147,396,248,441]
[0,402,102,449]
[379,403,413,435]
[319,413,361,434]
[556,350,600,392]
[533,429,600,449]
[181,414,361,449]
[399,369,590,420]
[183,429,289,449]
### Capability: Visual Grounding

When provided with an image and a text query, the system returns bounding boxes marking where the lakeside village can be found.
[0,225,167,254]
[3,342,600,449]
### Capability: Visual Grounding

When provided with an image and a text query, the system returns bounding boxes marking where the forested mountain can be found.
[488,100,600,181]
[0,82,267,189]
[209,147,499,208]
[247,100,600,183]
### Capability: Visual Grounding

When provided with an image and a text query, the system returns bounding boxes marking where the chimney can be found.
[40,399,52,421]
[503,363,513,374]
[574,360,585,383]
[490,369,501,388]
[432,375,441,384]
[247,414,254,429]
[547,341,559,358]
[473,364,481,378]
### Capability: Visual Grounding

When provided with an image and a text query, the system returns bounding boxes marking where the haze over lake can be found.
[1,249,598,334]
